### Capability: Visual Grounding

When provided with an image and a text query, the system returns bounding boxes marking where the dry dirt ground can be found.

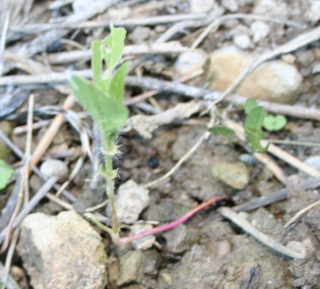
[1,0,320,288]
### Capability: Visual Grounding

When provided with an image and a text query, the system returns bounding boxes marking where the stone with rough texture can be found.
[40,159,69,182]
[17,211,108,289]
[189,0,216,14]
[117,250,144,286]
[114,180,149,224]
[250,21,270,43]
[174,50,207,78]
[211,160,249,190]
[209,46,303,104]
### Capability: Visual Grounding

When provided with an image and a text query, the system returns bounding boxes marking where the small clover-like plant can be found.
[209,99,287,153]
[69,25,130,235]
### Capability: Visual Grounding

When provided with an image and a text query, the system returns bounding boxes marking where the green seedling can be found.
[210,99,286,153]
[69,24,130,235]
[0,159,14,190]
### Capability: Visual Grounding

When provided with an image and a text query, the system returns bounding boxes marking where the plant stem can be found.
[104,146,119,235]
[118,195,229,246]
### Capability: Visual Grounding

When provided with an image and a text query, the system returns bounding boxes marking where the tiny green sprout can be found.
[263,115,287,132]
[0,159,14,190]
[69,24,130,235]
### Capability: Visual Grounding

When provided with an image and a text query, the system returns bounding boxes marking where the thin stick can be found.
[0,130,76,202]
[285,199,320,228]
[0,262,21,289]
[144,130,210,188]
[4,229,20,287]
[0,11,10,75]
[31,95,75,169]
[119,195,229,246]
[0,177,57,244]
[24,94,34,203]
[266,139,320,148]
[218,207,305,259]
[9,13,207,33]
[233,177,320,213]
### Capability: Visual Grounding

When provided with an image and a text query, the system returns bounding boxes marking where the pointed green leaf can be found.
[69,75,128,139]
[0,159,14,190]
[91,40,104,91]
[101,24,126,73]
[244,98,258,114]
[110,61,130,99]
[245,106,268,152]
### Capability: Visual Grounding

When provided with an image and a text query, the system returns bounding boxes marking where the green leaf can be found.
[91,40,105,91]
[101,24,126,73]
[263,115,287,131]
[69,76,128,140]
[209,126,236,142]
[110,61,130,99]
[0,159,14,190]
[244,98,258,114]
[244,106,268,152]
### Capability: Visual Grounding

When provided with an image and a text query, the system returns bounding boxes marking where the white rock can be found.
[233,34,252,50]
[40,159,69,182]
[189,0,217,14]
[209,46,303,104]
[253,0,289,18]
[18,211,108,289]
[115,180,149,224]
[251,21,270,43]
[304,0,320,23]
[174,50,207,78]
[222,0,238,12]
[129,26,151,44]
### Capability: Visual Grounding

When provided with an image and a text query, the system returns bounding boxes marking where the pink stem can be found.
[118,195,229,246]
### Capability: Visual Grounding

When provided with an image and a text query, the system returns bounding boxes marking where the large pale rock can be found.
[209,46,303,104]
[18,211,108,289]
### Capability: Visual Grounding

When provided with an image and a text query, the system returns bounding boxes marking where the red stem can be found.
[118,195,229,246]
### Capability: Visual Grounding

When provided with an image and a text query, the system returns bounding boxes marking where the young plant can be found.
[209,99,287,153]
[69,25,130,235]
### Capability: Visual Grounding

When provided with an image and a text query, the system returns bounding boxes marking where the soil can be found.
[1,0,320,288]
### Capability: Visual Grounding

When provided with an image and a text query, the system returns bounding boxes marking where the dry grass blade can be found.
[285,199,320,228]
[9,13,207,33]
[218,207,306,259]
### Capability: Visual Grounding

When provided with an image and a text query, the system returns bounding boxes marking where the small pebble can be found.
[40,159,69,183]
[222,0,238,12]
[233,34,252,50]
[250,21,270,43]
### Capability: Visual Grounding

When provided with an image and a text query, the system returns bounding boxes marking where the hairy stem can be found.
[103,144,119,235]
